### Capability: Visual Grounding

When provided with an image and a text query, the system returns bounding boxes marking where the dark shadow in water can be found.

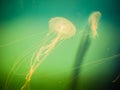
[69,26,91,90]
[69,28,120,90]
[110,48,120,90]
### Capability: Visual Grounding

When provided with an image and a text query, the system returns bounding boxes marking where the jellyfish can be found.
[88,11,101,38]
[20,17,76,90]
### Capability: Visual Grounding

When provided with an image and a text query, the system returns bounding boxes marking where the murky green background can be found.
[0,0,120,90]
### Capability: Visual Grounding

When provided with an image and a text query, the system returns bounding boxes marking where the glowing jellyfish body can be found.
[49,17,76,39]
[88,11,101,38]
[21,17,76,90]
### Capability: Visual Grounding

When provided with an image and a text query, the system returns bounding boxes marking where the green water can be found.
[0,0,120,90]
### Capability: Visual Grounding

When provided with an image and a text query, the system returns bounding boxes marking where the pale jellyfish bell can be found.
[88,11,101,38]
[49,17,76,40]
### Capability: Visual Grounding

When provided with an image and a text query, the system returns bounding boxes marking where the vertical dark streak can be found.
[110,49,120,90]
[69,26,91,90]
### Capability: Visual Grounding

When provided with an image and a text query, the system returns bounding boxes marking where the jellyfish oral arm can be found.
[21,36,60,90]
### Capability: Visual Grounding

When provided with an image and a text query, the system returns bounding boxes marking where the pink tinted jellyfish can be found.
[20,17,76,90]
[88,11,101,38]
